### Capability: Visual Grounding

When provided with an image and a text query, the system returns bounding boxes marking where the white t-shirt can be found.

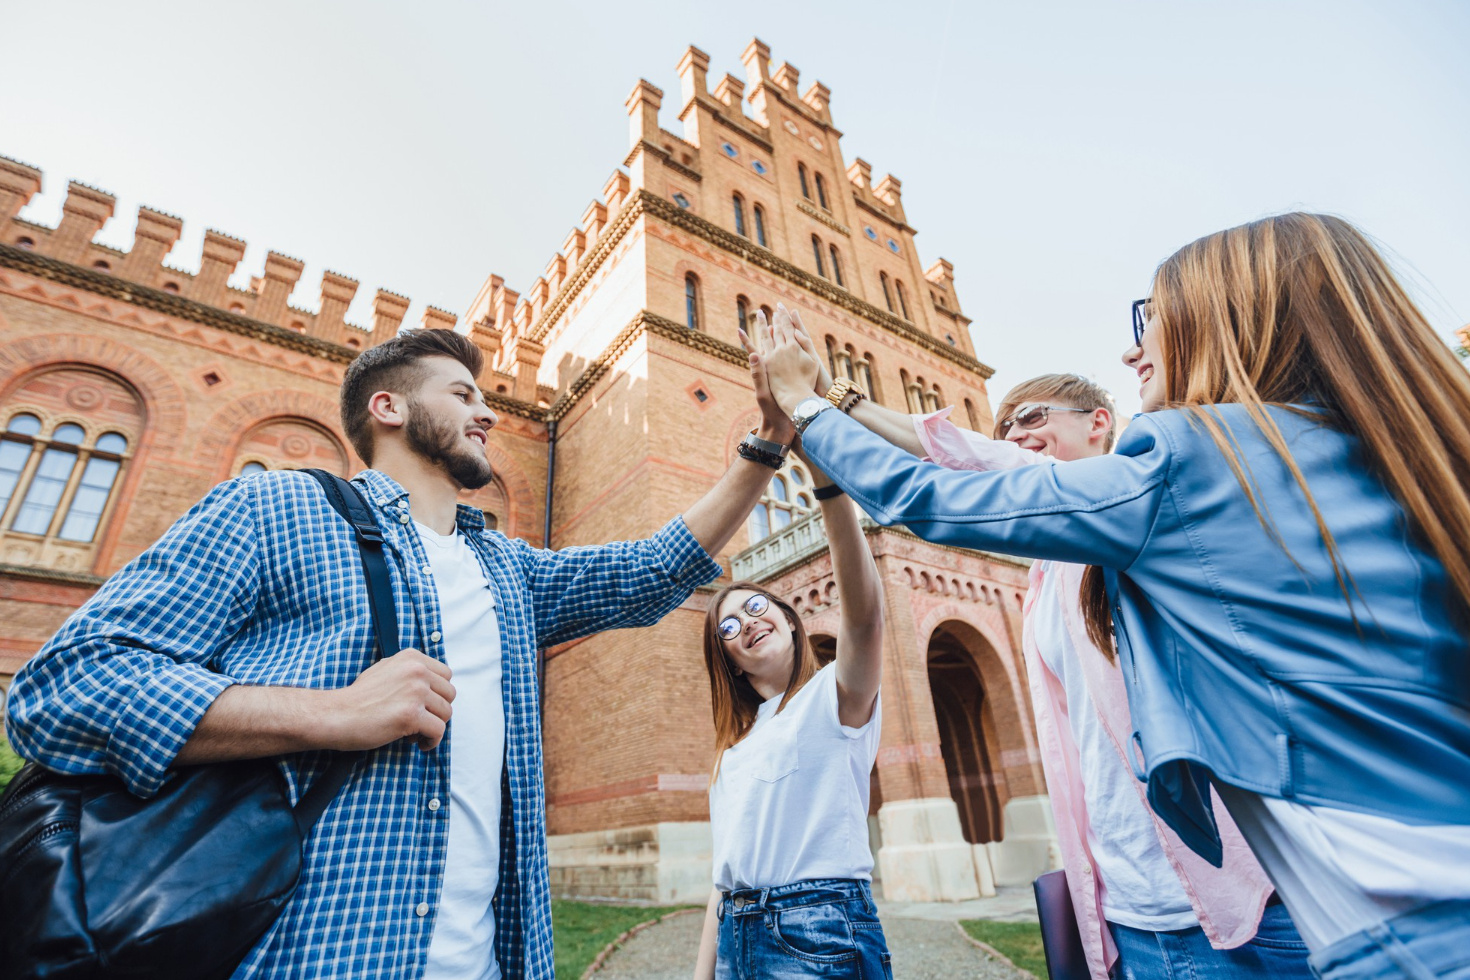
[710,664,881,891]
[417,522,506,980]
[1032,565,1198,932]
[1215,782,1470,950]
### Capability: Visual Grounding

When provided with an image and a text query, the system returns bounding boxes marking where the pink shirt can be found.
[914,409,1274,979]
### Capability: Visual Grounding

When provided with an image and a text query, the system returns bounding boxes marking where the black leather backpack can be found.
[0,470,396,980]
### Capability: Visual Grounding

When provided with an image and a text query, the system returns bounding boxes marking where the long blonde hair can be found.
[1081,212,1470,653]
[702,582,817,780]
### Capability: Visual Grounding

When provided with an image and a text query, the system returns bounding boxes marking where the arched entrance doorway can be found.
[927,622,1007,844]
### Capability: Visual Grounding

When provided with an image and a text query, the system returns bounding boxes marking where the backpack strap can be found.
[292,469,404,832]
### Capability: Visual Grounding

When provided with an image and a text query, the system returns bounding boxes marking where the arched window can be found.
[0,414,43,520]
[901,370,924,413]
[825,336,840,379]
[924,386,941,413]
[835,346,854,381]
[760,304,773,323]
[737,296,750,335]
[856,355,878,403]
[685,274,700,331]
[815,172,829,210]
[811,236,826,278]
[748,459,816,543]
[828,245,844,287]
[896,279,911,320]
[965,398,982,431]
[3,420,130,544]
[798,164,811,200]
[11,423,85,536]
[239,461,268,478]
[753,205,767,247]
[15,236,35,250]
[732,194,747,238]
[880,273,894,313]
[59,432,128,541]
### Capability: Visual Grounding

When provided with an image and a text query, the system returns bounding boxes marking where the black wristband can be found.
[737,441,785,470]
[813,483,845,500]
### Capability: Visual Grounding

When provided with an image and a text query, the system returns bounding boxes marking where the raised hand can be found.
[740,308,797,446]
[763,303,822,414]
[788,307,834,396]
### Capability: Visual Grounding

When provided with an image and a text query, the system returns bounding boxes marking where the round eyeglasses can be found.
[1000,404,1090,437]
[718,592,770,641]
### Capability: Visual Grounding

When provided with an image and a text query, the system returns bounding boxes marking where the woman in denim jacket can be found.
[763,213,1470,980]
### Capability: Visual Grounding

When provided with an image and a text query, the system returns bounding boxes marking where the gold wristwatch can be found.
[823,378,867,413]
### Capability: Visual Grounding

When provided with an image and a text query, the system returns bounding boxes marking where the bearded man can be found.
[6,328,793,980]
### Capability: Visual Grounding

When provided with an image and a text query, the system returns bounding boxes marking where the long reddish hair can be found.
[702,581,817,779]
[1081,212,1470,654]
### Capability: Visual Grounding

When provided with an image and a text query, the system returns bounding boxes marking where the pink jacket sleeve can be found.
[911,407,1048,472]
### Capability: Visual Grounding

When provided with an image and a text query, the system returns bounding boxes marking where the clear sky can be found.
[5,0,1466,415]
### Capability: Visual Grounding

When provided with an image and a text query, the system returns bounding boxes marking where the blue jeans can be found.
[1110,902,1313,980]
[1308,899,1470,980]
[716,878,891,980]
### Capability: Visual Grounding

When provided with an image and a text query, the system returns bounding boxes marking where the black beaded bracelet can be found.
[737,440,785,470]
[813,484,845,500]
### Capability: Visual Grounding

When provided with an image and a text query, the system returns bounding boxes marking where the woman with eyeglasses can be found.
[772,344,1311,980]
[761,214,1470,980]
[691,306,888,980]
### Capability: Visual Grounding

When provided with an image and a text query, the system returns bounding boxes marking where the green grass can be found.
[960,919,1049,979]
[552,899,698,979]
[0,731,24,795]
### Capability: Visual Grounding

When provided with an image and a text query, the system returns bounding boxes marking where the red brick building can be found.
[0,40,1056,902]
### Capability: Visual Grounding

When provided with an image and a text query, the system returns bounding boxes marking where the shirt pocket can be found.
[753,739,800,783]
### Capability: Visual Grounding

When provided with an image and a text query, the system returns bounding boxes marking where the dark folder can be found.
[1033,869,1090,980]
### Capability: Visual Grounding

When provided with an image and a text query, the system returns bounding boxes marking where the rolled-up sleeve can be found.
[518,516,724,647]
[912,408,1041,472]
[5,480,260,797]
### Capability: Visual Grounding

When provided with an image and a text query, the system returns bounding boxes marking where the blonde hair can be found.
[1081,212,1470,654]
[993,373,1118,451]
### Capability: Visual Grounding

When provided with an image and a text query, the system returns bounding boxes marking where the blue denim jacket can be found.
[800,404,1470,864]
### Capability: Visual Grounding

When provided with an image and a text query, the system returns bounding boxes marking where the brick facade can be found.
[0,39,1053,901]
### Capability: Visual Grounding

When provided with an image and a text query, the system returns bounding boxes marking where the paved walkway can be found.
[594,888,1037,979]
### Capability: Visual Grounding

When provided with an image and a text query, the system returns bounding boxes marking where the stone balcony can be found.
[730,508,1031,584]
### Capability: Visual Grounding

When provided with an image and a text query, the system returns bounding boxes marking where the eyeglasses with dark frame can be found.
[1131,298,1152,347]
[718,592,771,641]
[1000,404,1092,437]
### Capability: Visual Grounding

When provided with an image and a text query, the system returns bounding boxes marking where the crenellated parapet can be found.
[0,152,457,359]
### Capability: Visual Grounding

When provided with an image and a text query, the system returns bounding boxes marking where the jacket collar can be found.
[352,468,488,534]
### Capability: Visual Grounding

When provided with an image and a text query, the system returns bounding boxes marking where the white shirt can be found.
[710,664,881,891]
[1032,566,1198,932]
[417,522,505,980]
[1216,782,1470,950]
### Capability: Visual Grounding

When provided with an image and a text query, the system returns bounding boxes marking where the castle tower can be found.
[458,41,1053,902]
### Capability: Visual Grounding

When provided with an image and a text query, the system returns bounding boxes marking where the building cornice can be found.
[0,563,106,589]
[483,388,544,421]
[0,242,357,364]
[796,199,850,237]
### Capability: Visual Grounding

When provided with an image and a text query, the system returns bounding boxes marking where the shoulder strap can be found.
[292,469,403,832]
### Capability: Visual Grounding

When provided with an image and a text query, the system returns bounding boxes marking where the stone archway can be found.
[927,622,1006,844]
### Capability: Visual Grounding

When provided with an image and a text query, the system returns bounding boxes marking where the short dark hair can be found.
[340,329,485,463]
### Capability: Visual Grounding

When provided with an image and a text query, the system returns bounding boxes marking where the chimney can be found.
[713,73,746,111]
[802,82,832,124]
[741,37,772,88]
[847,158,872,190]
[581,200,607,244]
[370,289,411,346]
[253,251,305,326]
[315,270,359,344]
[677,45,711,110]
[772,62,800,96]
[50,182,116,263]
[603,170,631,216]
[625,79,664,151]
[0,156,42,225]
[192,230,247,306]
[421,306,457,332]
[120,206,184,285]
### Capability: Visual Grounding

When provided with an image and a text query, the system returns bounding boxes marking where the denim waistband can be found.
[1309,898,1470,980]
[721,878,873,916]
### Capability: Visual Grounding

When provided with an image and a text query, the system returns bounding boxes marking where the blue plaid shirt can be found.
[5,468,724,979]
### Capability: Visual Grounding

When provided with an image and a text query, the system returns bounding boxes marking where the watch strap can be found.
[744,429,790,458]
[813,484,845,501]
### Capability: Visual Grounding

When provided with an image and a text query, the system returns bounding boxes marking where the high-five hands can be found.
[753,303,823,415]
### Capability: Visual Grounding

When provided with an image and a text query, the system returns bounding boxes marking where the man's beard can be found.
[404,398,494,491]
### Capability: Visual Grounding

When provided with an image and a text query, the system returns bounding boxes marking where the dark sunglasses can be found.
[1001,404,1090,437]
[718,592,771,641]
[1131,298,1152,347]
